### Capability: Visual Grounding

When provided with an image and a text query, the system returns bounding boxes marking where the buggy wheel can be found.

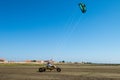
[43,68,46,72]
[39,68,43,72]
[56,68,61,72]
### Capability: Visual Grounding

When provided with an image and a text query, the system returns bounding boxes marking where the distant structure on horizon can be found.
[0,58,8,63]
[0,58,57,64]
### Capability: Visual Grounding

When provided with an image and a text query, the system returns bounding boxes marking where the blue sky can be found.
[0,0,120,63]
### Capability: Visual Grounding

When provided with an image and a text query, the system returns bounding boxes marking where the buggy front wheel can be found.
[56,68,61,72]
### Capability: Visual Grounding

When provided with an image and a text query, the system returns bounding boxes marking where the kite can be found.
[78,3,87,13]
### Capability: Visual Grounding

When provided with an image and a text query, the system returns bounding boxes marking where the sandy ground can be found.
[0,64,120,80]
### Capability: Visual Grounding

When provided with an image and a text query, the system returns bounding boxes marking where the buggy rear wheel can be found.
[43,68,46,72]
[39,68,43,72]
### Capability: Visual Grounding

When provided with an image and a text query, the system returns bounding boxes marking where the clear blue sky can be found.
[0,0,120,63]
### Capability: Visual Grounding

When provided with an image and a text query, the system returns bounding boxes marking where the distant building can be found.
[24,60,44,64]
[0,58,8,63]
[0,59,5,62]
[8,60,15,63]
[37,60,44,64]
[44,59,56,64]
[25,60,32,62]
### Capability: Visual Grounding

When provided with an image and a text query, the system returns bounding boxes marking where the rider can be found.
[46,61,53,68]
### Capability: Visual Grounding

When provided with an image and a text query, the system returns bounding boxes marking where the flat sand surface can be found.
[0,64,120,80]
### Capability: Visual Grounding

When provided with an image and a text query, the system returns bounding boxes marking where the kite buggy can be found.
[38,65,61,72]
[38,62,61,72]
